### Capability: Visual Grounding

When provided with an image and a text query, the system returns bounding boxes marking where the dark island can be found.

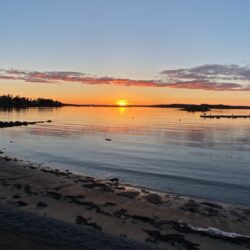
[147,104,250,112]
[0,95,63,108]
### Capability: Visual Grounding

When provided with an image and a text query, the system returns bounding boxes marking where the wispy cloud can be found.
[0,69,162,87]
[160,64,250,91]
[1,64,250,91]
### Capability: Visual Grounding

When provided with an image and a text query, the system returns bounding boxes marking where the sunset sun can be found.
[116,99,128,106]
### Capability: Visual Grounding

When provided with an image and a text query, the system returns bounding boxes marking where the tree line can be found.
[0,95,63,107]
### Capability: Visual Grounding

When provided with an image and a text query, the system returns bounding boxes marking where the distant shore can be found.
[0,155,249,249]
[65,103,250,112]
[2,95,250,112]
[2,103,250,114]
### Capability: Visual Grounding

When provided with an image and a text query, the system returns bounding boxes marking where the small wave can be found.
[188,224,250,240]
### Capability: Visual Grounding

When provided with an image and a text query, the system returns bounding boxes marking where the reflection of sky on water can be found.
[5,122,250,152]
[1,107,250,205]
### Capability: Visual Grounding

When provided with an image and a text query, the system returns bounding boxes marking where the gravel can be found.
[0,203,160,250]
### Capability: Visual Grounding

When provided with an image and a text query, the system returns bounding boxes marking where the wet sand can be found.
[0,203,158,250]
[0,155,250,250]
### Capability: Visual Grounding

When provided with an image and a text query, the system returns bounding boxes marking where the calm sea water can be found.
[0,107,250,205]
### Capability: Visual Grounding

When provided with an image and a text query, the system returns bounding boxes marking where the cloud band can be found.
[1,64,250,91]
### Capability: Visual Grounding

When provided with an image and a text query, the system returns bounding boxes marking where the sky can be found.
[1,0,250,105]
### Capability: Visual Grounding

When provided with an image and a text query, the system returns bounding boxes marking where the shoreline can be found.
[0,155,250,249]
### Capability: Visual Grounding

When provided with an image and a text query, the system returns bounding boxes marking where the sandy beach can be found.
[0,155,250,250]
[0,202,159,250]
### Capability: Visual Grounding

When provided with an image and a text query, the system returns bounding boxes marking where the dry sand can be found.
[0,155,250,250]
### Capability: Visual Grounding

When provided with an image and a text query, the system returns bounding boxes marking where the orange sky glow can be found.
[1,79,250,105]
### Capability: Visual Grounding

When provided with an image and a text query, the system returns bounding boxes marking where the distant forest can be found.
[1,94,250,111]
[0,95,63,107]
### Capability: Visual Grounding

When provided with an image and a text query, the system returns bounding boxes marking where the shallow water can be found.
[0,107,250,205]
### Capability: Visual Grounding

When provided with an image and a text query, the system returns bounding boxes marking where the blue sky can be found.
[1,0,249,79]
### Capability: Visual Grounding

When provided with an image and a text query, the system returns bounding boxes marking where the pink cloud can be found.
[1,64,250,91]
